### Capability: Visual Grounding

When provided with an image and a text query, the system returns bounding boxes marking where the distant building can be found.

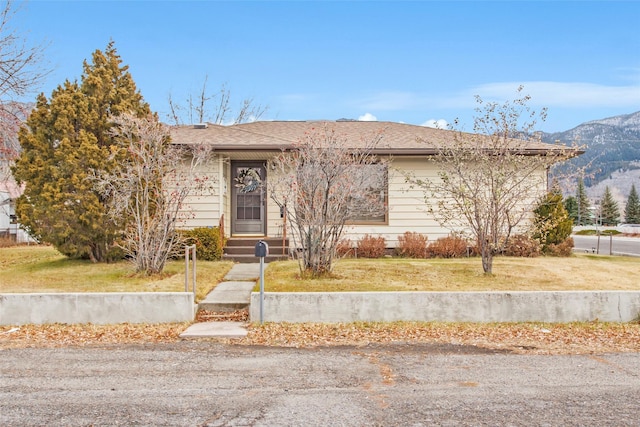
[0,178,35,243]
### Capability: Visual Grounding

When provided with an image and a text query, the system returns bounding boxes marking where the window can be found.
[347,163,388,224]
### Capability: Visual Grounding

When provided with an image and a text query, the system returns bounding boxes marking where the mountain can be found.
[545,111,640,202]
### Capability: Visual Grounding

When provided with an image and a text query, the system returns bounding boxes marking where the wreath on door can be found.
[235,168,262,193]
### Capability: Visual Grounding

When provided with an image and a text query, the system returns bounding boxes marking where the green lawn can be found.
[0,245,234,301]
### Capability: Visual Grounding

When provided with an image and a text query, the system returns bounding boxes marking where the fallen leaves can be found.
[242,322,640,355]
[2,320,640,355]
[0,323,186,349]
[195,309,249,322]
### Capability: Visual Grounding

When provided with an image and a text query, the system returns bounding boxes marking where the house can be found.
[0,178,34,243]
[170,120,569,260]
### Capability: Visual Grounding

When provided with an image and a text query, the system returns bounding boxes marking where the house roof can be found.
[169,120,575,156]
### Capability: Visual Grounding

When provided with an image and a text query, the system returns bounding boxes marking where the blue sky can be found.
[15,0,640,132]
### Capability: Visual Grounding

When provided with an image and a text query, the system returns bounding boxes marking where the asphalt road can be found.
[573,235,640,256]
[1,342,639,426]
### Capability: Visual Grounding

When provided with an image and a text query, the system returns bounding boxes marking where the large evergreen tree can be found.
[12,42,151,261]
[599,186,620,226]
[624,184,640,224]
[575,177,592,225]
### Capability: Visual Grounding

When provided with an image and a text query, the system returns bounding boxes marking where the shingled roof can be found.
[169,120,571,155]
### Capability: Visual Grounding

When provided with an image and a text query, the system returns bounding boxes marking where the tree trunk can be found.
[480,243,493,274]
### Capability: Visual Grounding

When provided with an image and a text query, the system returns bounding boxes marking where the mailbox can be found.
[255,240,269,258]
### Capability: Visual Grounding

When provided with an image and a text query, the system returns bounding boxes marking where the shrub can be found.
[336,238,355,258]
[427,235,468,258]
[356,234,387,258]
[180,227,226,261]
[532,190,573,252]
[396,231,428,258]
[503,234,541,257]
[543,237,574,257]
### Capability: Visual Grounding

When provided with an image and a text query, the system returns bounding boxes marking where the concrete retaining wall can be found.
[250,291,640,323]
[0,293,195,326]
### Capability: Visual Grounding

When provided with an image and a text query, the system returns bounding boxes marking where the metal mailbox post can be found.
[255,240,269,324]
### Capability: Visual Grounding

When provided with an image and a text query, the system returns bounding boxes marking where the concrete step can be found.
[179,322,247,338]
[224,246,289,255]
[222,254,289,263]
[225,237,289,247]
[223,237,290,263]
[198,281,255,312]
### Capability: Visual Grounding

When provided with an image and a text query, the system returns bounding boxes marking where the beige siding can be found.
[281,156,548,248]
[346,156,546,247]
[177,155,223,230]
[266,194,285,238]
[222,157,231,235]
[264,164,288,238]
[342,157,449,247]
[180,154,549,247]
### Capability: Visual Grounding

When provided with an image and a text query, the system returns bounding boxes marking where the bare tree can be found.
[93,113,213,275]
[167,77,267,126]
[0,101,29,179]
[410,86,573,274]
[0,0,48,179]
[268,124,387,277]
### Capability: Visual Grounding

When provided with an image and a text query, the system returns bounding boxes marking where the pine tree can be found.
[12,42,151,261]
[533,188,573,252]
[564,195,578,223]
[575,178,592,225]
[624,184,640,224]
[599,186,620,226]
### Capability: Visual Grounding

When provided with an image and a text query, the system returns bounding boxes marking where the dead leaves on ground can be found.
[2,320,639,355]
[0,323,186,349]
[195,309,249,322]
[244,322,640,354]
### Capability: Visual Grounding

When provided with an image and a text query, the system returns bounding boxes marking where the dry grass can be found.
[0,245,234,301]
[3,246,639,297]
[262,255,640,292]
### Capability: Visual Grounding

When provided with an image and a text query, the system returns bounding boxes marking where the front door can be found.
[231,162,266,235]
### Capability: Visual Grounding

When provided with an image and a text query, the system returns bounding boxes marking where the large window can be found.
[347,163,388,224]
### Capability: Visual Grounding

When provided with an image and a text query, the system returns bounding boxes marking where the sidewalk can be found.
[179,263,260,339]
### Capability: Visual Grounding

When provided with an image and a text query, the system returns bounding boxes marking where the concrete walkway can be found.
[180,263,261,339]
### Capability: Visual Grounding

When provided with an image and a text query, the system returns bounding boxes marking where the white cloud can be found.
[422,119,449,129]
[463,82,640,109]
[354,81,640,114]
[358,112,378,121]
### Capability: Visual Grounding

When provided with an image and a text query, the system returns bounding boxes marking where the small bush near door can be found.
[356,234,387,258]
[396,232,428,258]
[180,227,226,261]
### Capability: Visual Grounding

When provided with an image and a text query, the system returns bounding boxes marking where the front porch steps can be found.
[223,237,290,263]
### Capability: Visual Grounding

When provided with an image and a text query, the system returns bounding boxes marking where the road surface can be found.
[573,234,640,256]
[1,342,639,426]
